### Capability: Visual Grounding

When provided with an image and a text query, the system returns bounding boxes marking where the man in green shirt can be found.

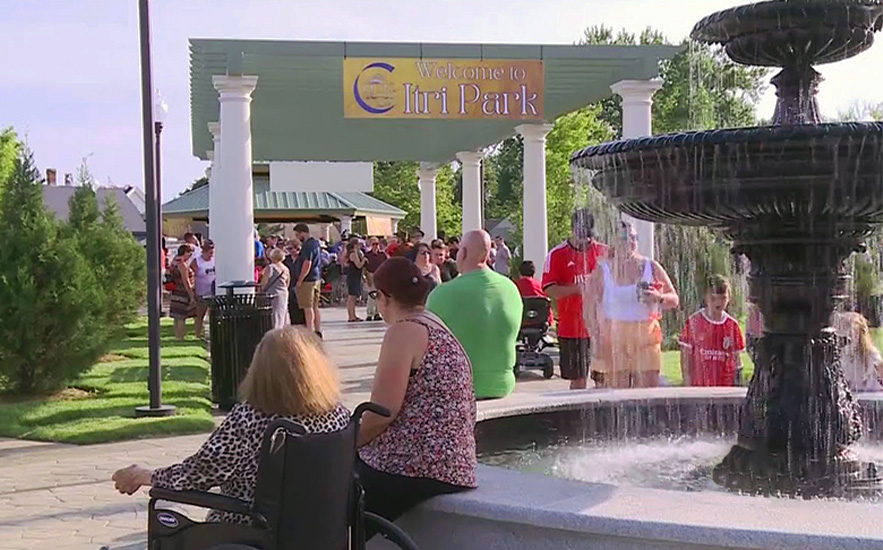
[427,230,523,399]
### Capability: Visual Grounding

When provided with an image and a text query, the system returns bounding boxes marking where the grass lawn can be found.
[0,318,216,444]
[660,329,883,386]
[660,351,754,386]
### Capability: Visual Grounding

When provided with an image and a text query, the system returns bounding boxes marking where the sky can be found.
[2,0,882,199]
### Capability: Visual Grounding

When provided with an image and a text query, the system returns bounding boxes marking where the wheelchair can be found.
[146,403,418,550]
[514,296,555,379]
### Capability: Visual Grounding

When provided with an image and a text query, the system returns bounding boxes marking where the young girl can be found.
[833,311,883,392]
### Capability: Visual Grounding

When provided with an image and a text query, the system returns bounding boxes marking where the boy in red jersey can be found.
[679,275,746,386]
[542,209,608,390]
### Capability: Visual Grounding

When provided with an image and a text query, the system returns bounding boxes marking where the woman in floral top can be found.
[358,257,477,533]
[112,327,349,523]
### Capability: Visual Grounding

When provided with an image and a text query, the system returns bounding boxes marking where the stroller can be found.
[514,296,555,379]
[320,264,342,307]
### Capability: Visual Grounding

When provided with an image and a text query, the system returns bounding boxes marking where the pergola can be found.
[190,39,679,285]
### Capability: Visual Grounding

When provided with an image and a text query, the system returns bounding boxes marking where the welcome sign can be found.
[343,58,544,120]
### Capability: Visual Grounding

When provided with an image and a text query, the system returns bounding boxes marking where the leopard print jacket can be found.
[151,401,350,523]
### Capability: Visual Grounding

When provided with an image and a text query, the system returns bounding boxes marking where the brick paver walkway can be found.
[0,307,567,550]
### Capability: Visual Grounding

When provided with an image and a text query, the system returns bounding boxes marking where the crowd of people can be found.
[161,213,883,398]
[118,211,883,540]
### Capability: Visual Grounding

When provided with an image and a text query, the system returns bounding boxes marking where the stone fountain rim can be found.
[475,385,883,424]
[691,0,883,47]
[386,387,883,550]
[570,121,883,167]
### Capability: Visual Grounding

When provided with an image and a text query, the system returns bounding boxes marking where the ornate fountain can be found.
[571,0,883,496]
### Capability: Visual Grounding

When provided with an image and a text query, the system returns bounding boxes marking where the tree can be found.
[485,137,522,223]
[0,147,106,394]
[579,25,767,136]
[836,100,883,122]
[371,161,462,237]
[0,127,20,202]
[64,159,146,329]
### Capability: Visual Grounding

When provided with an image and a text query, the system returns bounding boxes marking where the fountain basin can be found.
[690,0,883,67]
[570,122,883,235]
[373,389,883,550]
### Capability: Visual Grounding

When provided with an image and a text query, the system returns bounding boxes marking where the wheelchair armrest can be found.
[149,488,268,528]
[354,402,390,421]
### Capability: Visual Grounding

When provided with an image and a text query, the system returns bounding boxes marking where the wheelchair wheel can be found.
[365,511,419,550]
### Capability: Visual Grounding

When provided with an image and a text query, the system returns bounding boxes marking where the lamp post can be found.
[135,0,174,417]
[154,89,168,242]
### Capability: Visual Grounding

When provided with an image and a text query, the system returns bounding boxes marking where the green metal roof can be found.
[190,40,679,163]
[163,185,406,220]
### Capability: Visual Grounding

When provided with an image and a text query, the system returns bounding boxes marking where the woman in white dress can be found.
[260,247,291,330]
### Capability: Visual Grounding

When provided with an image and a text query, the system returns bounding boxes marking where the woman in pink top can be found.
[358,257,476,535]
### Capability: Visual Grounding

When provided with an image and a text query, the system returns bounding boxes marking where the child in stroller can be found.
[514,261,556,379]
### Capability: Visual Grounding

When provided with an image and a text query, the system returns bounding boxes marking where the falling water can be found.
[564,0,883,498]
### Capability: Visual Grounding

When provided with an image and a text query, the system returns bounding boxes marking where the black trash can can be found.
[207,281,275,411]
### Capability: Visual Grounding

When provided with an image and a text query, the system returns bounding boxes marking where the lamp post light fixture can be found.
[153,89,168,250]
[135,0,175,417]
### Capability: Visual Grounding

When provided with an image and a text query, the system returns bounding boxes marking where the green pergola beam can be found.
[190,39,680,163]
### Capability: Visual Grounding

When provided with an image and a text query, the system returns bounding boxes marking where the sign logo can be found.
[156,512,179,529]
[353,62,397,114]
[344,58,544,120]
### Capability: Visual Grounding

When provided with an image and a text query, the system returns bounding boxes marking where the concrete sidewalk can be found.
[0,307,568,550]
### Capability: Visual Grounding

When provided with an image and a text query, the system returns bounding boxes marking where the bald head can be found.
[458,230,492,273]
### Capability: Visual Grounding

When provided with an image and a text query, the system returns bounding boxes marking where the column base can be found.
[134,404,177,417]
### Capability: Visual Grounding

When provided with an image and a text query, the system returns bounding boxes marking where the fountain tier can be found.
[571,0,883,496]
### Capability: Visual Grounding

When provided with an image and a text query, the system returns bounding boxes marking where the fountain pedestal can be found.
[712,234,869,495]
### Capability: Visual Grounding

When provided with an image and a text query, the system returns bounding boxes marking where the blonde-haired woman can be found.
[111,328,349,523]
[586,222,679,388]
[260,247,291,329]
[833,311,883,392]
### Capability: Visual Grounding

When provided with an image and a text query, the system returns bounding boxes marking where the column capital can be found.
[206,150,214,161]
[212,75,258,100]
[455,151,483,167]
[610,78,663,101]
[417,162,440,179]
[516,123,554,142]
[207,121,220,139]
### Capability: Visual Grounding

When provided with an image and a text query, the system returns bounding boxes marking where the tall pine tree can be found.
[63,183,146,328]
[0,147,106,393]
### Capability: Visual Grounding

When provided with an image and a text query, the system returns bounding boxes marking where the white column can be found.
[516,123,554,270]
[611,79,663,260]
[212,75,258,288]
[417,162,439,241]
[207,122,221,244]
[339,215,353,235]
[456,151,483,234]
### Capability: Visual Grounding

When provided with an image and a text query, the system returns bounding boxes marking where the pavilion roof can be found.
[189,39,679,163]
[163,185,406,222]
